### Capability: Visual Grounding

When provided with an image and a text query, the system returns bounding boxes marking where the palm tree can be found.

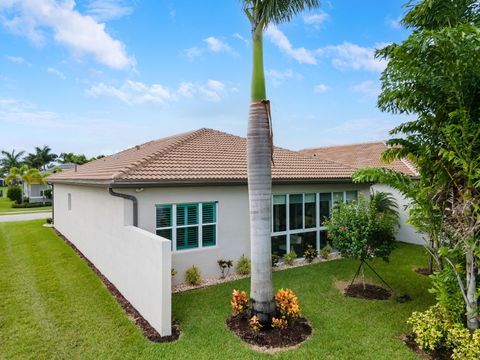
[241,0,320,323]
[369,190,399,223]
[25,146,57,170]
[5,166,44,202]
[0,149,25,174]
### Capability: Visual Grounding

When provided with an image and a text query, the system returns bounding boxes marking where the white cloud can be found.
[87,80,173,105]
[203,36,231,53]
[0,0,133,69]
[87,79,227,104]
[350,80,380,97]
[233,32,249,46]
[47,67,66,80]
[265,26,317,65]
[387,16,402,29]
[184,46,203,60]
[266,69,301,86]
[303,11,329,28]
[317,42,387,72]
[313,84,329,93]
[5,55,27,64]
[85,0,133,22]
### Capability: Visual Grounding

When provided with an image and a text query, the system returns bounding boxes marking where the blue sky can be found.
[0,0,411,157]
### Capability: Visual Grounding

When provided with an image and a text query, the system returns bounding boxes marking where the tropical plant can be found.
[374,0,480,330]
[231,289,249,316]
[217,259,233,278]
[271,254,279,267]
[320,243,332,259]
[6,186,22,204]
[274,288,301,324]
[303,245,318,263]
[58,152,91,165]
[185,265,201,286]
[5,166,45,203]
[235,255,251,275]
[241,0,320,323]
[0,149,24,174]
[24,146,57,170]
[283,250,297,266]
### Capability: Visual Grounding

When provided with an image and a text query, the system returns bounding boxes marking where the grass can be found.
[0,186,51,214]
[0,220,434,359]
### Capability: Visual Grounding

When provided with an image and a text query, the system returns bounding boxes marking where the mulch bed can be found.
[344,283,391,300]
[53,228,180,343]
[402,334,452,360]
[226,315,312,350]
[415,268,433,276]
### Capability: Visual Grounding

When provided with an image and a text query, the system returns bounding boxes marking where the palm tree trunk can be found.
[466,247,479,331]
[248,24,275,323]
[248,101,275,323]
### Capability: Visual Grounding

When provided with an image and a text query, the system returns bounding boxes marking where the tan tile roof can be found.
[48,128,358,185]
[299,142,417,176]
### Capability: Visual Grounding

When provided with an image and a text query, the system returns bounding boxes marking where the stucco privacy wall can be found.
[53,184,172,336]
[124,183,371,284]
[372,184,425,245]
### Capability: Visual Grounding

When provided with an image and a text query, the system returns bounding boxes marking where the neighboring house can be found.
[28,163,76,203]
[299,141,424,245]
[48,128,370,336]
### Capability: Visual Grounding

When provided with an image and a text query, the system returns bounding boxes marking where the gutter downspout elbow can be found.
[108,187,138,227]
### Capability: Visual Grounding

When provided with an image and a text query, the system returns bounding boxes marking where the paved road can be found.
[0,212,52,223]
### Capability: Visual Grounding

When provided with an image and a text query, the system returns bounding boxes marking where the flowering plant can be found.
[275,288,301,324]
[231,289,248,316]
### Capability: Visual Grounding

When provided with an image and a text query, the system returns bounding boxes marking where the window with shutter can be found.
[156,205,172,240]
[202,202,216,247]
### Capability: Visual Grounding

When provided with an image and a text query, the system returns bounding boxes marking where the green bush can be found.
[407,304,453,352]
[44,189,52,199]
[303,245,318,263]
[12,202,52,208]
[45,217,53,224]
[271,255,279,267]
[185,265,201,286]
[447,324,480,360]
[235,255,251,275]
[7,186,22,204]
[429,266,465,323]
[283,250,297,266]
[320,243,332,259]
[325,196,397,262]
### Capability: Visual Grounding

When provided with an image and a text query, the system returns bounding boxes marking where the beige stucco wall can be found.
[372,184,425,245]
[120,182,371,284]
[53,184,172,336]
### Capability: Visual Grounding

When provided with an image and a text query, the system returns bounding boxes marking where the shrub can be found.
[12,202,52,208]
[217,259,233,278]
[249,315,262,332]
[303,245,318,263]
[43,188,52,199]
[185,265,201,286]
[429,266,465,323]
[275,288,301,324]
[283,251,297,266]
[448,325,480,360]
[407,304,453,352]
[235,255,251,275]
[231,289,248,316]
[7,186,22,204]
[271,255,279,267]
[45,217,53,224]
[320,243,332,259]
[171,268,177,277]
[271,317,288,330]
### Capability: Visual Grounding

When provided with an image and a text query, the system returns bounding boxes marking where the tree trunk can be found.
[466,247,479,331]
[248,101,275,323]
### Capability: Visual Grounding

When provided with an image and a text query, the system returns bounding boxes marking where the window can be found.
[67,193,72,211]
[271,190,359,257]
[304,194,316,228]
[273,195,286,232]
[156,202,217,251]
[289,194,303,230]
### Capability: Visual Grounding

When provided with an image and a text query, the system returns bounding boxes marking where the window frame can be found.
[155,201,218,252]
[271,191,358,255]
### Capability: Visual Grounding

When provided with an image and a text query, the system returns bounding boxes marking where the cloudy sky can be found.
[0,0,411,157]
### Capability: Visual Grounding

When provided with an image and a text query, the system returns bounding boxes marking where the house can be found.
[299,141,423,245]
[48,128,371,336]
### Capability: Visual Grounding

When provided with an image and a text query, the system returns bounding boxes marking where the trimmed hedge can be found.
[12,202,52,209]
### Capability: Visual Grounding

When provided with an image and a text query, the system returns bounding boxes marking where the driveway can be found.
[0,212,51,223]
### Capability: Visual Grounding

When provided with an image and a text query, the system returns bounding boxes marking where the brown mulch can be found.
[344,283,391,300]
[402,334,452,360]
[53,229,180,343]
[415,268,433,276]
[226,315,312,351]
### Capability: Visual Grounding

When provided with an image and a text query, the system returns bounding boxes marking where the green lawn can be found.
[0,220,434,359]
[0,187,51,214]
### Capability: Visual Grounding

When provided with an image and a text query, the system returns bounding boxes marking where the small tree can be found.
[326,194,398,289]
